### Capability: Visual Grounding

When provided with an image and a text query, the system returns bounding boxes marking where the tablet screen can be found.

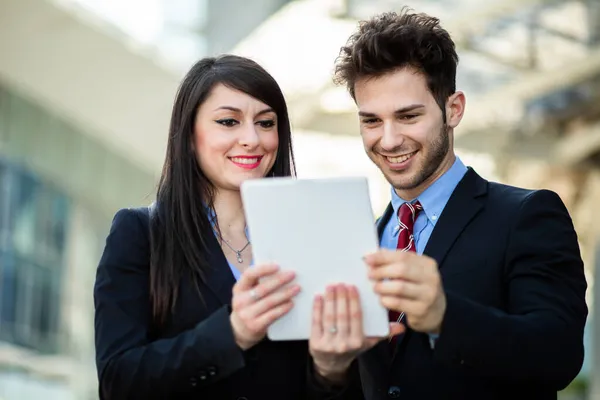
[241,177,389,341]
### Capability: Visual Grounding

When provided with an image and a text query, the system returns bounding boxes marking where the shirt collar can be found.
[391,156,468,226]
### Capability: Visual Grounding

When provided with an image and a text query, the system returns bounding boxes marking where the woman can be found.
[93,55,372,399]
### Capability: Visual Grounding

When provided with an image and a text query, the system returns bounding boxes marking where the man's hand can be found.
[365,249,446,334]
[309,284,403,384]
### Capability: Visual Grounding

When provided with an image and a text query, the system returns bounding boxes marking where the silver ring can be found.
[329,326,337,334]
[249,289,258,300]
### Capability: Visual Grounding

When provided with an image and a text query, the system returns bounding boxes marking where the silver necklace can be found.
[216,231,250,263]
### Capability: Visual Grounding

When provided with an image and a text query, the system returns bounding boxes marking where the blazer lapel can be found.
[376,203,394,238]
[423,167,487,268]
[203,228,236,305]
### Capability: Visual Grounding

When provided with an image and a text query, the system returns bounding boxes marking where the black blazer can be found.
[357,168,588,400]
[93,206,349,399]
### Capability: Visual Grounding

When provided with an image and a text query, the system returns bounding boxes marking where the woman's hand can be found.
[309,284,404,384]
[230,264,300,350]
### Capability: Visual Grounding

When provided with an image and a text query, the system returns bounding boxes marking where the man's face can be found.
[354,67,463,199]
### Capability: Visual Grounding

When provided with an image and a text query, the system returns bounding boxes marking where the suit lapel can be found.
[376,203,394,238]
[203,226,236,305]
[422,168,487,269]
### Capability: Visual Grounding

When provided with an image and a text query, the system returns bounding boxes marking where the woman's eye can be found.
[215,118,238,127]
[257,120,276,128]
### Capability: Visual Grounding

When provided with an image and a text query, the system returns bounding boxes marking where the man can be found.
[320,8,588,400]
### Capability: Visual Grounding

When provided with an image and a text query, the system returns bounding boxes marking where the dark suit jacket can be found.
[357,168,588,400]
[94,206,349,399]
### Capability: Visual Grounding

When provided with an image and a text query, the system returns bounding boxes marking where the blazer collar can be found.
[422,167,487,267]
[377,167,488,268]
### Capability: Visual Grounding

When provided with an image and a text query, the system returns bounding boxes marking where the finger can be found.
[380,296,420,315]
[367,262,421,283]
[362,323,404,347]
[335,284,350,339]
[232,270,294,310]
[245,284,301,317]
[364,337,385,349]
[250,270,296,302]
[347,285,364,339]
[252,301,294,331]
[363,248,413,266]
[373,279,422,299]
[234,263,280,292]
[323,285,337,336]
[311,294,324,339]
[389,322,406,337]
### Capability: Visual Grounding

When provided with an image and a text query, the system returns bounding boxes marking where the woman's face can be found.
[193,83,279,192]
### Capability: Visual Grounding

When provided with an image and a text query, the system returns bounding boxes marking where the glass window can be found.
[0,252,16,343]
[0,161,69,354]
[11,170,38,257]
[0,161,9,250]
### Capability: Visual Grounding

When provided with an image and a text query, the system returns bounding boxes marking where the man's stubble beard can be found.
[384,124,450,192]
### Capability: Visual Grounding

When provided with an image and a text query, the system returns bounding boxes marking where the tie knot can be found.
[398,201,423,231]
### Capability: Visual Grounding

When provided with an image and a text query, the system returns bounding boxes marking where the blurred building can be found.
[0,0,599,399]
[0,0,306,398]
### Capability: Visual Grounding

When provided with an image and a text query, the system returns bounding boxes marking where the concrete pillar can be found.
[587,0,600,46]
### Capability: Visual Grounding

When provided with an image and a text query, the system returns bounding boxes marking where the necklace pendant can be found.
[236,251,243,263]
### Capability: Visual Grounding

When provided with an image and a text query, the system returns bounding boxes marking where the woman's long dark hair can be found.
[150,55,296,328]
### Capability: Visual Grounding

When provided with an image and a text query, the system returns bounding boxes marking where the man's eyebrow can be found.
[394,104,425,114]
[358,104,425,118]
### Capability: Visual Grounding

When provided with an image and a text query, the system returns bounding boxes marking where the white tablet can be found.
[241,177,389,341]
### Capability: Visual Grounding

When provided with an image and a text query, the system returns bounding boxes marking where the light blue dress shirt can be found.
[379,157,468,347]
[380,157,468,253]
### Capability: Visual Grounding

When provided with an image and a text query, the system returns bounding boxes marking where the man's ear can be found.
[445,91,466,129]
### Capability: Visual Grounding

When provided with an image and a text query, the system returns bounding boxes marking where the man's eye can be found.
[400,115,417,120]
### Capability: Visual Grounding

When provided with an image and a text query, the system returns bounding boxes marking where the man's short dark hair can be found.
[334,9,459,120]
